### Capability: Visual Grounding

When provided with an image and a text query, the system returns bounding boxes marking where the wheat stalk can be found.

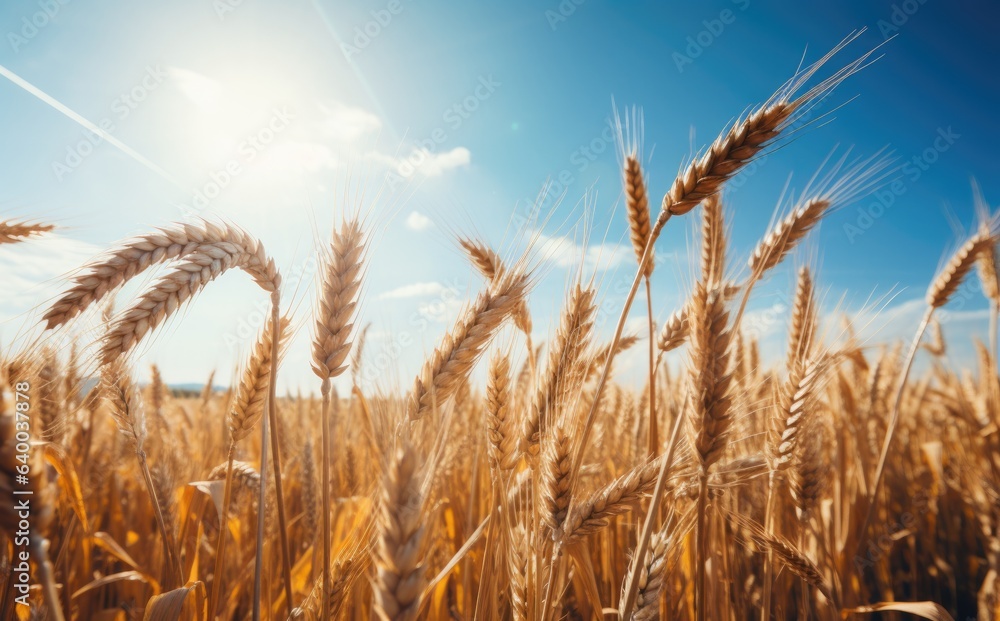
[311,217,365,620]
[101,359,184,588]
[568,32,877,499]
[409,268,529,421]
[460,237,535,355]
[99,240,279,365]
[856,225,1000,572]
[521,283,595,454]
[44,219,268,328]
[211,313,289,617]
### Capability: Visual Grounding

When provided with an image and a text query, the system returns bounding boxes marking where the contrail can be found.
[0,63,180,187]
[307,0,398,137]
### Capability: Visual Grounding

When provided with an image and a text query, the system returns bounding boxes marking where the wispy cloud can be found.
[0,234,101,315]
[379,281,450,299]
[536,232,630,271]
[406,211,433,231]
[318,102,382,143]
[381,147,472,178]
[418,297,465,324]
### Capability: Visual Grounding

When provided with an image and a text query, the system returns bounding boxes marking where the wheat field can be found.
[3,34,1000,621]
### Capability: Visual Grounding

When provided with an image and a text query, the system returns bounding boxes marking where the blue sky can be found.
[1,0,998,391]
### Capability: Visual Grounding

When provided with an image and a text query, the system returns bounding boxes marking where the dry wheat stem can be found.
[618,392,689,619]
[319,379,334,621]
[29,538,66,621]
[209,443,237,618]
[312,217,365,620]
[264,293,294,616]
[625,141,659,459]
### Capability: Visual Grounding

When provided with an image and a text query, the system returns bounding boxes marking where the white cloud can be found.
[0,234,102,316]
[406,211,433,231]
[536,232,630,272]
[397,147,471,177]
[379,281,449,299]
[319,103,382,143]
[418,297,465,324]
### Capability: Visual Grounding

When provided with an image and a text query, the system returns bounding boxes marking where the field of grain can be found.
[2,33,999,621]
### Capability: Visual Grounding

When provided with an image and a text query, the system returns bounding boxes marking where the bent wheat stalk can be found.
[44,219,264,328]
[93,223,287,620]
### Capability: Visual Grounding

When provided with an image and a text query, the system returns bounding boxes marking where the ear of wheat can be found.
[44,220,274,329]
[409,268,529,421]
[0,219,53,245]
